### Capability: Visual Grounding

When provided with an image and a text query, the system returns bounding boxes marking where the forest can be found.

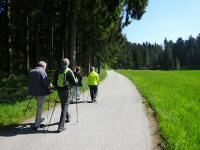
[0,0,148,75]
[115,34,200,70]
[1,0,199,77]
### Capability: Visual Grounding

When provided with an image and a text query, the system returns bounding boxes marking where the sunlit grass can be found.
[117,70,200,150]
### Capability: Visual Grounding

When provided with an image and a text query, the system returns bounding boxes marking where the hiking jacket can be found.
[88,71,99,86]
[74,71,83,86]
[28,67,51,96]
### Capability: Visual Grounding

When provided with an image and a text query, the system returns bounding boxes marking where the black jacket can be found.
[74,71,83,86]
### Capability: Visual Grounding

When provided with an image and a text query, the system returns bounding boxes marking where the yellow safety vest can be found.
[88,71,99,85]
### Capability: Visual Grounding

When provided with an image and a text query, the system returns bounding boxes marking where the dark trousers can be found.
[57,88,70,130]
[89,85,98,100]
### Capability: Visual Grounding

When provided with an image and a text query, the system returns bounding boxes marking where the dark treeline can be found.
[114,34,200,70]
[0,0,148,75]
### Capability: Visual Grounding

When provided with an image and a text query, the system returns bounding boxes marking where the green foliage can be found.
[99,69,107,82]
[0,93,58,128]
[0,75,27,102]
[114,40,163,69]
[116,33,200,70]
[0,0,148,74]
[117,70,200,150]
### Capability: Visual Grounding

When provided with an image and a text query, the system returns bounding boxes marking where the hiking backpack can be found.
[57,69,69,88]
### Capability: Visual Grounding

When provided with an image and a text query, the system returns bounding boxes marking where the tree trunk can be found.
[69,0,76,71]
[8,0,13,74]
[26,16,30,72]
[0,12,9,72]
[88,38,91,75]
[35,26,40,64]
[97,56,101,73]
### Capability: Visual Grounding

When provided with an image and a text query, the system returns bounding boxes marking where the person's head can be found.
[61,58,70,68]
[91,66,95,72]
[76,66,81,72]
[37,61,47,70]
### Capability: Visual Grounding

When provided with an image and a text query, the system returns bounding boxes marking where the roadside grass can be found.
[0,69,107,129]
[117,70,200,150]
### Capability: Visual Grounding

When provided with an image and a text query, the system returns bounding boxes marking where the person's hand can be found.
[49,83,53,89]
[50,83,53,87]
[75,79,78,83]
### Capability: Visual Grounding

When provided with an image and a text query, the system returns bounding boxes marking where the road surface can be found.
[0,70,153,150]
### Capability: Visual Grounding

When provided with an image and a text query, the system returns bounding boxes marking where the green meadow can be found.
[117,70,200,150]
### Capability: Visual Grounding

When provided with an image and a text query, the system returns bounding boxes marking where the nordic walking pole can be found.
[47,95,50,122]
[46,97,58,131]
[75,84,79,123]
[87,88,89,102]
[23,97,33,116]
[83,87,85,102]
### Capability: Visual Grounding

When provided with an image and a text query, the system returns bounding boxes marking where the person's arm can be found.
[79,72,83,80]
[53,70,58,87]
[41,70,51,88]
[69,70,77,86]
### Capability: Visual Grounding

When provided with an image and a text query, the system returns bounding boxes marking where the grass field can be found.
[0,69,106,129]
[117,70,200,150]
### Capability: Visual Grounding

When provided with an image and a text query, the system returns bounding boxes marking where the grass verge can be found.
[117,70,200,150]
[0,69,107,129]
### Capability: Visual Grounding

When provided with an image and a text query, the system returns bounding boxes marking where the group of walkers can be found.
[28,58,99,133]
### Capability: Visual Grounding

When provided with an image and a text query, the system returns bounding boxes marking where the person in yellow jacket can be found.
[88,67,99,102]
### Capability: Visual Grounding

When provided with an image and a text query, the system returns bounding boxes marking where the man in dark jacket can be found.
[53,58,77,133]
[28,61,52,130]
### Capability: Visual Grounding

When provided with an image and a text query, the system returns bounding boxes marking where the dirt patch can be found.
[142,99,162,150]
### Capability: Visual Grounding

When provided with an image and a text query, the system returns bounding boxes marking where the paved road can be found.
[0,71,153,150]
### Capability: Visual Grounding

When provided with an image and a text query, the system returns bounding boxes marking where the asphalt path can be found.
[0,70,153,150]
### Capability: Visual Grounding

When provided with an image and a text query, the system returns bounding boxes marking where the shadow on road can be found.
[69,100,93,104]
[0,122,60,137]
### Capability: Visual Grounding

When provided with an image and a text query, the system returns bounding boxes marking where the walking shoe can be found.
[57,128,66,133]
[31,126,39,131]
[33,127,38,131]
[65,119,70,123]
[40,123,46,128]
[91,98,96,103]
[89,100,94,103]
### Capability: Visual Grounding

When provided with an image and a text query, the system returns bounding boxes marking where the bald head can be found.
[91,66,95,71]
[61,58,70,67]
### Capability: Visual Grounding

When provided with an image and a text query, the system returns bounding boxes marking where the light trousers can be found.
[76,86,80,99]
[35,96,45,127]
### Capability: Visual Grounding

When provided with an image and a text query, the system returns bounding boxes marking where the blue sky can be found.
[122,0,200,45]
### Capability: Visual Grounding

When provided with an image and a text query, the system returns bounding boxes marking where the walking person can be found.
[74,66,83,100]
[28,61,52,130]
[88,67,99,102]
[53,58,77,133]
